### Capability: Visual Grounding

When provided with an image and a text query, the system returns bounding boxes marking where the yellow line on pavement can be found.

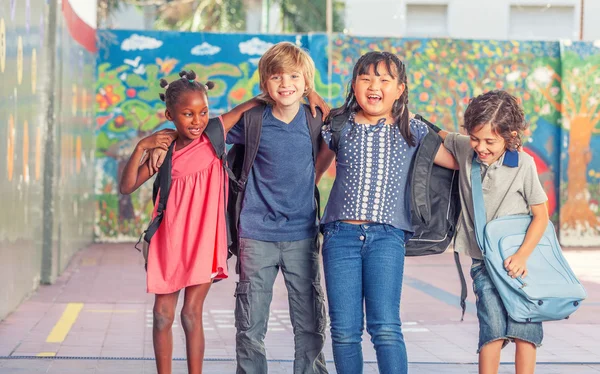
[37,352,56,357]
[46,303,84,343]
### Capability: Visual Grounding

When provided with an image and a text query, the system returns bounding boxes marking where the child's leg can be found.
[478,340,503,374]
[235,238,280,374]
[471,260,509,374]
[321,223,365,374]
[181,282,212,374]
[280,237,327,374]
[153,291,180,374]
[362,225,408,374]
[514,339,537,374]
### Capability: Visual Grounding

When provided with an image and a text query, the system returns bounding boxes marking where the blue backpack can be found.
[471,156,586,322]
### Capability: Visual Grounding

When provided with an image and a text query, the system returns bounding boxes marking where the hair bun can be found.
[186,70,197,80]
[159,78,169,88]
[179,70,188,78]
[159,93,166,102]
[205,81,215,90]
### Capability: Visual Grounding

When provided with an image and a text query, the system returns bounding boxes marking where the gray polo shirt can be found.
[443,133,548,259]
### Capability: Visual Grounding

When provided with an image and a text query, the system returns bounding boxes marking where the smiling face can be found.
[266,70,306,110]
[352,61,404,123]
[165,90,209,145]
[469,123,508,165]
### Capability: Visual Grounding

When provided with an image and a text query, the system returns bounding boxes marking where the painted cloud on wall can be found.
[191,42,221,56]
[121,34,163,51]
[239,37,273,55]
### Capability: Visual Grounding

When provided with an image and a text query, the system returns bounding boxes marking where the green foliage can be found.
[276,0,345,33]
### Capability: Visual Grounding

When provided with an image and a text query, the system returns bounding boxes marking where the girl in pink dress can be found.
[119,70,257,374]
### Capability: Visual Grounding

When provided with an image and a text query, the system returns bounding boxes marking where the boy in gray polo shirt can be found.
[440,90,548,374]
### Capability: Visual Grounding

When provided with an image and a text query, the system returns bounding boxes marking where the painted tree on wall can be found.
[525,43,600,242]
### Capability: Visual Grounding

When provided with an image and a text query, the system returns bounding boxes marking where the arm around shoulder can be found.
[315,139,335,184]
[221,98,262,132]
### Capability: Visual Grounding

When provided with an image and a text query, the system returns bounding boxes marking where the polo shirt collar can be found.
[473,149,519,168]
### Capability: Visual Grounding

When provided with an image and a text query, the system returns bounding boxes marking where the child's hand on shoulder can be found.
[138,129,177,152]
[504,252,528,279]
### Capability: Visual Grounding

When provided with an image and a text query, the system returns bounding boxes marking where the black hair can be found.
[328,51,414,146]
[158,70,215,108]
[463,90,527,150]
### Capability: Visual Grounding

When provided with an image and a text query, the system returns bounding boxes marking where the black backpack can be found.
[226,104,324,261]
[326,112,460,257]
[135,117,231,269]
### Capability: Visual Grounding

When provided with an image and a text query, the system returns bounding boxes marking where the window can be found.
[509,5,576,40]
[406,4,449,38]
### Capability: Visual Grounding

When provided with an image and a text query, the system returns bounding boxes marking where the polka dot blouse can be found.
[321,113,429,232]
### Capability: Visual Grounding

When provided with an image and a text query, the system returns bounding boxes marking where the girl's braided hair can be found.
[159,70,214,108]
[328,51,414,146]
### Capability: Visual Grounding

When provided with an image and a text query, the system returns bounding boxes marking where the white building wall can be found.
[344,0,600,41]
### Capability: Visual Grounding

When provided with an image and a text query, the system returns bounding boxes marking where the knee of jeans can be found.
[330,325,362,344]
[367,324,403,344]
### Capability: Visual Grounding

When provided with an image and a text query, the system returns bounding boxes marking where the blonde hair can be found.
[257,42,315,104]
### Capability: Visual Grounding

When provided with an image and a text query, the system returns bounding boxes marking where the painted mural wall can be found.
[0,0,96,320]
[95,30,600,246]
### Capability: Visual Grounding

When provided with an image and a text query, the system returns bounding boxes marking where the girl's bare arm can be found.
[433,144,459,170]
[119,132,173,195]
[221,98,262,132]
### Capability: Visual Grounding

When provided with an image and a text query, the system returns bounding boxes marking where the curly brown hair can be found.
[463,90,528,150]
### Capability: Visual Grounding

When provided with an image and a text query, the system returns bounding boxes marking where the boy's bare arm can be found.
[504,203,549,278]
[315,139,335,184]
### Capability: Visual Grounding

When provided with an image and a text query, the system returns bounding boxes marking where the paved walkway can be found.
[0,244,599,373]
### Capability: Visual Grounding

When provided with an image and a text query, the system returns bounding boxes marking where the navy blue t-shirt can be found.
[226,106,318,242]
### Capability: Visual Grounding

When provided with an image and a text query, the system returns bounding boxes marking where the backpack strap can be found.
[204,117,235,249]
[303,104,323,163]
[410,128,442,226]
[144,142,175,244]
[328,111,351,152]
[303,105,324,219]
[454,251,468,321]
[239,105,266,188]
[204,117,226,160]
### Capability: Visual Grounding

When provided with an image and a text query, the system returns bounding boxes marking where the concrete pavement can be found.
[0,243,599,373]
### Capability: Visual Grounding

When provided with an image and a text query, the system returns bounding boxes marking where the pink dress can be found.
[146,131,228,294]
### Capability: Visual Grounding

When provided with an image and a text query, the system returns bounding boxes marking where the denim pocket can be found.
[388,227,406,245]
[234,281,251,331]
[321,227,338,248]
[470,260,485,280]
[312,282,326,333]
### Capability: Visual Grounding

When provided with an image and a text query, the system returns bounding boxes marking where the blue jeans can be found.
[321,221,407,374]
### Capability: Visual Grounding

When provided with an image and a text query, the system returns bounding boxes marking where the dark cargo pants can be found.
[234,237,328,374]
